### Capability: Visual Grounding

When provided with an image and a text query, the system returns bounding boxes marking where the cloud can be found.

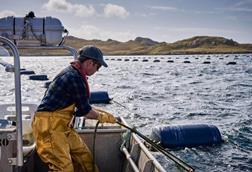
[43,1,130,18]
[72,4,96,17]
[150,6,178,11]
[0,10,16,18]
[104,4,129,18]
[42,0,96,17]
[71,24,135,42]
[216,0,252,12]
[234,0,252,7]
[150,6,218,14]
[217,7,252,12]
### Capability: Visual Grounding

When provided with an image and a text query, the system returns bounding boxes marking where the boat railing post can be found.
[62,45,78,60]
[0,36,23,168]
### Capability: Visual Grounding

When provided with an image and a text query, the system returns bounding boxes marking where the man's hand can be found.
[97,112,117,124]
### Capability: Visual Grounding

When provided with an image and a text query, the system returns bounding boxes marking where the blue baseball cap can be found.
[78,45,108,67]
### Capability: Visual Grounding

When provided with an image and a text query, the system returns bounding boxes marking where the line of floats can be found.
[105,54,252,65]
[1,54,251,86]
[1,54,251,84]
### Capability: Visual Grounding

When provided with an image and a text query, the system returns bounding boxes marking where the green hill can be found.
[64,35,252,55]
[147,36,252,55]
[19,35,252,56]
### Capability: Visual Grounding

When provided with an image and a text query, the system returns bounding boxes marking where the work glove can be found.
[96,110,117,124]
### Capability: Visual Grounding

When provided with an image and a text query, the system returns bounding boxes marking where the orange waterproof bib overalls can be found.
[32,104,99,172]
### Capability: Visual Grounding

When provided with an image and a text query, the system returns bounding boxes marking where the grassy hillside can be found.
[19,35,252,56]
[150,36,252,54]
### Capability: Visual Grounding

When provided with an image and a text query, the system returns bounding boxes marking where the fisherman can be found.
[32,45,116,172]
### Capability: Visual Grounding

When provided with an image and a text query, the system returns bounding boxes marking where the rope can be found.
[112,100,132,113]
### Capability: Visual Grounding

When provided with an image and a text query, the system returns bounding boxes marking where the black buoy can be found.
[142,59,148,62]
[20,70,35,75]
[167,60,174,63]
[203,61,211,64]
[183,61,191,63]
[153,59,160,62]
[29,74,49,81]
[226,61,237,65]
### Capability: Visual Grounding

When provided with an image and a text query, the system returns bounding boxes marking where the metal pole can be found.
[0,36,23,167]
[62,45,78,59]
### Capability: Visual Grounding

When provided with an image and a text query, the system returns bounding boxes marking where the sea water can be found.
[0,54,251,172]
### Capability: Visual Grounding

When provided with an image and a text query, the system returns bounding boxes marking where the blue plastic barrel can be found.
[89,91,111,104]
[151,124,222,148]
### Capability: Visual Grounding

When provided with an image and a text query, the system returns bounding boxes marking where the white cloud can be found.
[217,7,252,12]
[216,0,252,12]
[74,25,100,39]
[72,4,96,17]
[234,0,252,7]
[150,6,218,14]
[0,10,16,18]
[71,24,135,42]
[104,4,129,18]
[43,0,70,11]
[150,6,178,11]
[42,0,96,17]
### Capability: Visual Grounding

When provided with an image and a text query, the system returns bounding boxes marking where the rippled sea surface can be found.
[1,54,252,172]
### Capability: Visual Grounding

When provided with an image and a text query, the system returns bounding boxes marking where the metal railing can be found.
[0,36,23,167]
[0,36,78,170]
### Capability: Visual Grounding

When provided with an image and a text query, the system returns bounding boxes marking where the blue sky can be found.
[0,0,252,43]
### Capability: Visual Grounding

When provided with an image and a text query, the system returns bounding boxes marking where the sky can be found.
[0,0,252,43]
